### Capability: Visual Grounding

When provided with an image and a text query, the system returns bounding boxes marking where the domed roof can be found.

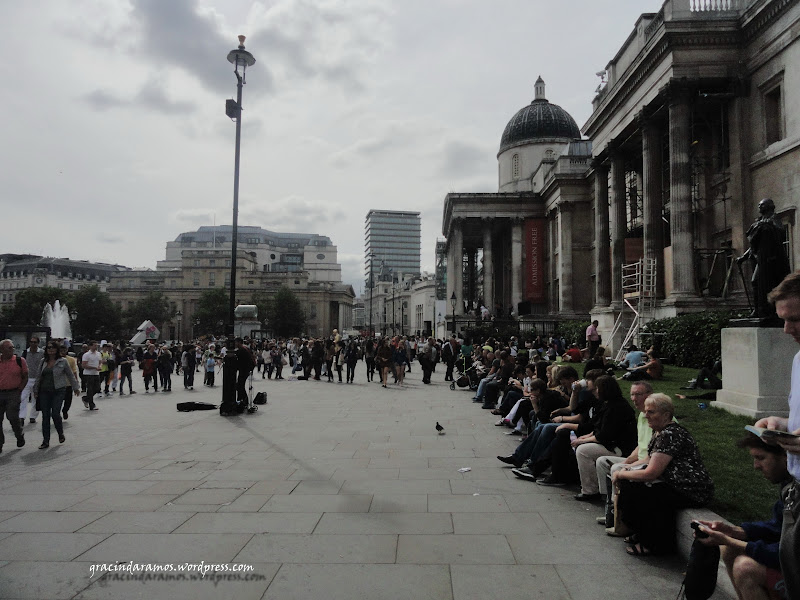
[499,77,581,153]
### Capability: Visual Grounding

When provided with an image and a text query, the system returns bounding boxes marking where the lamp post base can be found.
[219,338,241,416]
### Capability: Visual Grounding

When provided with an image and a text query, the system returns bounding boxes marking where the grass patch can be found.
[614,364,782,524]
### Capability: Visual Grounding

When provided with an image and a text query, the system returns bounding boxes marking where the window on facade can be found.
[208,273,216,286]
[171,279,177,288]
[512,153,520,179]
[209,259,215,266]
[224,273,231,286]
[779,209,795,270]
[225,259,231,267]
[765,85,783,146]
[193,274,200,287]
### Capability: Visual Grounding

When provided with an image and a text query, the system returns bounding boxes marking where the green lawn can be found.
[615,364,783,524]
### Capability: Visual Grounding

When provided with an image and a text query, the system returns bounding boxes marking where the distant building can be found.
[0,254,129,308]
[159,226,342,283]
[365,210,421,285]
[109,229,354,339]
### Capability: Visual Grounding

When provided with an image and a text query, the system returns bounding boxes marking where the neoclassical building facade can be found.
[442,0,800,347]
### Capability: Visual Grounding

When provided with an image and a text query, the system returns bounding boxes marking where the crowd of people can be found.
[2,270,799,598]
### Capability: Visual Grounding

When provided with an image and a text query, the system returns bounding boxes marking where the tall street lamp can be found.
[450,291,457,334]
[69,309,78,341]
[175,310,183,342]
[222,35,256,416]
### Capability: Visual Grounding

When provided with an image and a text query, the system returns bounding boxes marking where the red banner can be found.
[525,218,546,303]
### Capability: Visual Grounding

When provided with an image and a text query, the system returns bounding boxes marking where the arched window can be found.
[512,153,520,179]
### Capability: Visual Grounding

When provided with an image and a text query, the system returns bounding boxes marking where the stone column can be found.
[669,84,695,297]
[510,218,523,315]
[482,218,494,311]
[445,228,455,312]
[641,115,665,298]
[610,150,627,308]
[593,162,611,307]
[559,204,574,313]
[452,218,464,315]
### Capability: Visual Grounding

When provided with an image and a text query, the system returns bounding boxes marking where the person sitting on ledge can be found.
[695,433,789,600]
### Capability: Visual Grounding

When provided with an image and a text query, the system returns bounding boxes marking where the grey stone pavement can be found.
[0,366,733,600]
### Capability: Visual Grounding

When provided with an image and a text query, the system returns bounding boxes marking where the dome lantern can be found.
[534,76,546,101]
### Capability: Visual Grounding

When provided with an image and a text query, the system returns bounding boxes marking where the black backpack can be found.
[253,392,267,405]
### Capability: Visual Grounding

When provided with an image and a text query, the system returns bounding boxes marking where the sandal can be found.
[623,535,639,545]
[626,543,651,557]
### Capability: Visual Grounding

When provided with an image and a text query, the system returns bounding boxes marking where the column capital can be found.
[664,79,692,106]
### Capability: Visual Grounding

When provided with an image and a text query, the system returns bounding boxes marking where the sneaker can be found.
[536,474,565,486]
[511,466,537,481]
[497,455,522,467]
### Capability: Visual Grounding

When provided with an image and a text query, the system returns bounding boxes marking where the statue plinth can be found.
[713,327,793,419]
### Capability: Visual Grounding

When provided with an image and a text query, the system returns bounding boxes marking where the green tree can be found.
[264,286,306,337]
[195,288,229,336]
[123,291,174,332]
[72,285,121,341]
[0,286,74,327]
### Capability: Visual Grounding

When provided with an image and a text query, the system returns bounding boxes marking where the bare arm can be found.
[613,451,672,483]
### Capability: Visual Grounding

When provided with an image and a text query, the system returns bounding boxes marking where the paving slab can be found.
[76,532,253,563]
[451,564,570,600]
[0,532,111,561]
[235,533,397,564]
[262,564,452,600]
[0,561,102,600]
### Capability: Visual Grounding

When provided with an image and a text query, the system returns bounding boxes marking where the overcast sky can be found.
[1,0,654,293]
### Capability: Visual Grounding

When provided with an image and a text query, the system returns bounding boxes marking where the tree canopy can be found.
[71,285,121,341]
[259,286,306,338]
[122,291,174,332]
[195,288,229,336]
[0,286,71,328]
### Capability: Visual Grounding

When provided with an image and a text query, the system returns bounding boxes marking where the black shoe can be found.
[537,474,565,487]
[39,442,49,449]
[89,406,98,411]
[574,493,601,502]
[511,466,537,481]
[16,435,25,448]
[481,403,495,409]
[497,455,522,468]
[62,411,68,420]
[82,398,89,408]
[30,418,36,424]
[59,434,66,443]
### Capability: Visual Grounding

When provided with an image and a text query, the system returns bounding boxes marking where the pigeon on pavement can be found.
[436,422,445,435]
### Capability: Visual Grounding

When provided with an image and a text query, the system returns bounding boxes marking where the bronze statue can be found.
[737,198,791,320]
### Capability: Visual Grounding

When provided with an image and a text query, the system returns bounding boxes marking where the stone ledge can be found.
[676,508,737,599]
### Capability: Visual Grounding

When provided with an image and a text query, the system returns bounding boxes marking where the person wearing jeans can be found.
[33,341,80,448]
